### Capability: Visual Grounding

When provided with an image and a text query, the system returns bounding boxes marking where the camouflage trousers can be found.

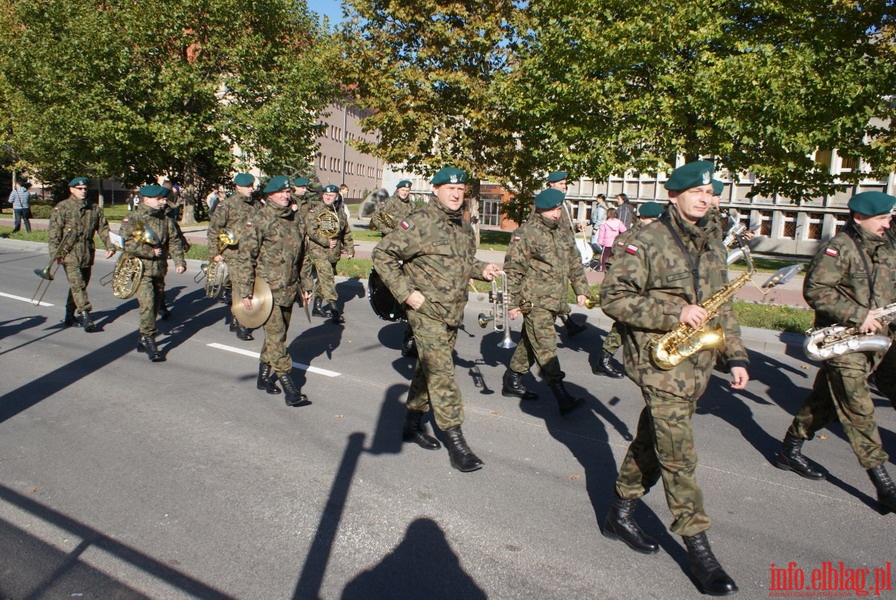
[260,304,294,376]
[311,256,338,304]
[788,351,889,469]
[615,387,710,537]
[509,307,564,384]
[136,273,165,336]
[406,311,464,431]
[62,264,93,314]
[602,320,623,356]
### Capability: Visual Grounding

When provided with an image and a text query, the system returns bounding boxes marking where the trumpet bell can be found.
[584,297,599,309]
[478,313,495,328]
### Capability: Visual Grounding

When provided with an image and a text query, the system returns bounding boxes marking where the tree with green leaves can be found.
[0,0,339,219]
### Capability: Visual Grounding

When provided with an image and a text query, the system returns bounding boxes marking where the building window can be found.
[481,199,502,227]
[806,214,823,240]
[781,211,798,239]
[759,210,773,236]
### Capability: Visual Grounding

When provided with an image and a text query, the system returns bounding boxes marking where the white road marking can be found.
[0,291,53,307]
[207,342,341,377]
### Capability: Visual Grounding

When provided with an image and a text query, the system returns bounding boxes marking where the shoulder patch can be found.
[824,247,838,257]
[400,220,411,230]
[53,206,60,211]
[122,217,129,223]
[246,221,253,228]
[511,235,521,243]
[625,244,639,255]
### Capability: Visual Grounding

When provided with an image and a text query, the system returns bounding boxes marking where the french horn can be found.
[112,220,160,300]
[316,209,341,239]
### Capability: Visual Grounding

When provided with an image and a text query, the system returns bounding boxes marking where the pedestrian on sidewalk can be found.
[9,182,32,233]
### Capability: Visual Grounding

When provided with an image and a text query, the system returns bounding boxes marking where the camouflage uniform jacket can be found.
[504,213,589,313]
[237,202,312,307]
[804,222,896,331]
[49,196,113,268]
[372,199,489,328]
[208,191,258,261]
[119,204,186,278]
[303,199,353,262]
[600,209,748,397]
[371,193,415,235]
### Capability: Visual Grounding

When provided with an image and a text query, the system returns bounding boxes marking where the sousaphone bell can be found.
[231,278,274,328]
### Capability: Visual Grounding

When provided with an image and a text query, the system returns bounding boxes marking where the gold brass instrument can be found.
[803,301,896,361]
[32,227,76,305]
[196,228,238,298]
[317,208,341,239]
[477,271,517,349]
[647,247,755,370]
[112,220,160,300]
[584,297,599,309]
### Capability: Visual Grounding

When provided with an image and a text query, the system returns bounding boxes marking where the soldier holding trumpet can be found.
[47,177,115,330]
[500,188,589,415]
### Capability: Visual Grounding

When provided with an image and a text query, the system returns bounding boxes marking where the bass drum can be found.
[368,268,406,322]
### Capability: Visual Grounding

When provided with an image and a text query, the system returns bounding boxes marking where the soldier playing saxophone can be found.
[599,161,748,596]
[775,191,896,515]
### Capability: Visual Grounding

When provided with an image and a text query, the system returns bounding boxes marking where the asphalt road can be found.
[0,239,894,600]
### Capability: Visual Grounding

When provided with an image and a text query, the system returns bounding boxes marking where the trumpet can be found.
[477,271,517,349]
[584,296,599,309]
[32,228,75,305]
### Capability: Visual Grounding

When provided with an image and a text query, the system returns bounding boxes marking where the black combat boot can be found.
[221,287,232,306]
[443,427,483,472]
[867,464,896,513]
[330,306,345,324]
[278,373,310,407]
[257,363,281,395]
[593,349,624,378]
[312,296,325,317]
[63,305,76,327]
[550,381,585,415]
[234,320,254,341]
[683,532,738,596]
[77,311,96,332]
[159,304,172,319]
[402,410,440,450]
[137,334,164,362]
[560,314,587,337]
[775,432,825,480]
[401,329,418,358]
[501,370,538,400]
[602,494,659,554]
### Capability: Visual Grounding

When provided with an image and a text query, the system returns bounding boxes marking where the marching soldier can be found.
[291,176,313,212]
[545,170,587,338]
[600,161,748,596]
[304,184,354,324]
[592,201,664,378]
[775,191,896,514]
[48,177,115,330]
[500,188,589,414]
[119,185,186,362]
[237,176,313,406]
[371,179,418,357]
[208,173,261,341]
[373,167,500,472]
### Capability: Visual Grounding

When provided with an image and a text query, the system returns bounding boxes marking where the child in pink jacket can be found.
[596,208,627,271]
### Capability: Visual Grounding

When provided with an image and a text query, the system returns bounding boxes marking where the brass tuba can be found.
[647,248,754,370]
[112,220,160,299]
[316,208,341,239]
[803,301,896,361]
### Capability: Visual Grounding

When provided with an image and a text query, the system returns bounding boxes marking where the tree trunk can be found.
[469,178,481,247]
[179,184,197,226]
[97,179,105,209]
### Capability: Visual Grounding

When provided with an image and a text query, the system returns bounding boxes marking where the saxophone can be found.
[112,220,160,299]
[647,248,754,370]
[803,301,896,361]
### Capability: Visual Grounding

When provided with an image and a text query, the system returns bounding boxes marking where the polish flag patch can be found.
[512,235,521,242]
[824,247,838,257]
[400,220,411,230]
[625,244,639,255]
[246,221,253,228]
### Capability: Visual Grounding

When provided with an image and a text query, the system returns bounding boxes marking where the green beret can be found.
[534,188,565,210]
[68,177,88,187]
[711,178,725,196]
[848,191,896,216]
[396,180,412,189]
[233,173,255,187]
[322,184,340,193]
[638,201,663,218]
[292,177,310,187]
[139,184,169,198]
[263,176,291,194]
[664,160,715,191]
[547,170,568,183]
[430,167,468,185]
